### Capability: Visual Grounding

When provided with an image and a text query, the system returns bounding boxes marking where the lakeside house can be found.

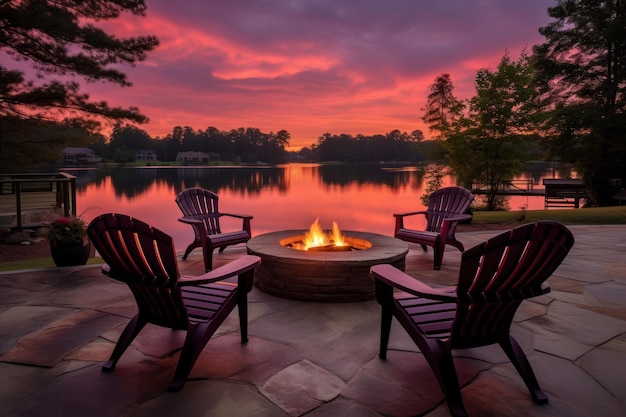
[176,151,214,163]
[61,147,101,165]
[135,149,158,161]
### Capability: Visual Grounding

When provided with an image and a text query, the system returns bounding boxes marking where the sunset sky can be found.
[86,0,555,149]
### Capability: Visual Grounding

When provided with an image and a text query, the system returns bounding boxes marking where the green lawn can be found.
[472,205,626,226]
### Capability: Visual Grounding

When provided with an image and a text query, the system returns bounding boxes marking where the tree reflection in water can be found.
[70,162,568,251]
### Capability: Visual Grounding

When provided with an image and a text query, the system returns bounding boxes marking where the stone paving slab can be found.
[1,309,125,367]
[133,379,289,417]
[0,306,75,354]
[260,360,346,416]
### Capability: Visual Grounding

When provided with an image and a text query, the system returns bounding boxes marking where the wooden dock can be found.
[471,179,590,209]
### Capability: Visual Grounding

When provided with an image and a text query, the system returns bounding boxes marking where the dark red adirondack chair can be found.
[394,186,474,270]
[87,213,260,392]
[372,221,575,417]
[176,188,253,272]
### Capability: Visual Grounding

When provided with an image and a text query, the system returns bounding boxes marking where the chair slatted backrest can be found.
[450,221,574,348]
[87,213,188,329]
[425,187,474,234]
[176,188,222,234]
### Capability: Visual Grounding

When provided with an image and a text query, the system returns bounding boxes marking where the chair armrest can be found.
[393,211,427,219]
[178,255,261,286]
[440,213,473,237]
[177,215,205,225]
[177,216,209,241]
[370,264,457,302]
[219,213,252,235]
[220,212,253,220]
[393,211,427,232]
[440,214,472,239]
[442,213,472,224]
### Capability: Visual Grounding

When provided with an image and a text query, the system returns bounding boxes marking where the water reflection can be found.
[66,162,571,253]
[317,163,426,190]
[74,166,288,198]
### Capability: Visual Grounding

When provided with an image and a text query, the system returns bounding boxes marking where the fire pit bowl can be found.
[246,230,408,302]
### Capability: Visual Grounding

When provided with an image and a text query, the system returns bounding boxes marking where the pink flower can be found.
[55,217,70,226]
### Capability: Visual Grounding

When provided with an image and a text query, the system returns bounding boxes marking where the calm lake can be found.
[68,162,572,252]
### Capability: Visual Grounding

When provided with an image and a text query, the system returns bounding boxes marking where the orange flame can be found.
[297,218,346,250]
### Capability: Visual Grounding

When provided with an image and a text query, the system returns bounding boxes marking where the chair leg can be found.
[379,302,393,360]
[202,247,214,272]
[237,290,249,343]
[433,236,444,270]
[433,246,444,270]
[182,243,198,260]
[422,340,468,417]
[103,314,147,372]
[168,322,216,392]
[448,238,465,252]
[499,335,548,404]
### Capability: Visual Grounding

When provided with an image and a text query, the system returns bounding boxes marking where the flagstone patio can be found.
[1,225,625,417]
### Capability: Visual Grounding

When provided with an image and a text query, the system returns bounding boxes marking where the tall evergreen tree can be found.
[421,73,465,141]
[533,0,626,205]
[0,0,159,172]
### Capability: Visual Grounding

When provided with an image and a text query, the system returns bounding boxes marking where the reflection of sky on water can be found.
[70,163,570,252]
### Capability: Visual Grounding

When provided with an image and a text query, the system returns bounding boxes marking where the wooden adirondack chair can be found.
[176,188,253,272]
[372,221,575,417]
[394,186,474,269]
[87,213,260,392]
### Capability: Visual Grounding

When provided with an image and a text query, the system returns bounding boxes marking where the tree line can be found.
[95,124,292,164]
[1,1,625,207]
[93,124,443,165]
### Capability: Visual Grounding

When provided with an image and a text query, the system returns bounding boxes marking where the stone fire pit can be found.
[246,230,409,302]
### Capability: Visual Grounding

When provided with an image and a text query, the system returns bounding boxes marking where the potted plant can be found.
[46,215,92,267]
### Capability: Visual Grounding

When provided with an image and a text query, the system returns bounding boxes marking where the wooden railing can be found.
[0,172,76,231]
[471,179,542,196]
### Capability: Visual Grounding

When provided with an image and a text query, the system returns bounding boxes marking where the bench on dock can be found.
[543,179,588,209]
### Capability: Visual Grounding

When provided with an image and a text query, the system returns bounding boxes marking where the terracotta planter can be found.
[50,241,92,267]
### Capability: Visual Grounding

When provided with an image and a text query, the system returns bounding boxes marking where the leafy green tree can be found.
[533,0,626,205]
[88,132,108,160]
[272,130,291,149]
[112,145,136,164]
[0,0,159,172]
[420,163,448,206]
[410,130,425,142]
[445,52,536,210]
[263,129,290,163]
[108,123,152,154]
[421,73,465,140]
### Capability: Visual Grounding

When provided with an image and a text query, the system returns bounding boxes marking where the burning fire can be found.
[292,218,348,251]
